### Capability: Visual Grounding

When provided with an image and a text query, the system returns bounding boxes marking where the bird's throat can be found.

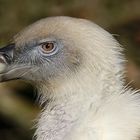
[35,94,86,140]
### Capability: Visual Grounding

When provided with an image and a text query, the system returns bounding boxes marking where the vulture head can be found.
[0,17,123,96]
[1,17,139,140]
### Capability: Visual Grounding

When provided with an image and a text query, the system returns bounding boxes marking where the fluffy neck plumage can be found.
[35,64,123,140]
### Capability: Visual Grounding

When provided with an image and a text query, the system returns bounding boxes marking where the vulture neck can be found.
[35,67,123,140]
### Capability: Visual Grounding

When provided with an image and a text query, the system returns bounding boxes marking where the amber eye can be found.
[41,42,55,53]
[39,41,58,56]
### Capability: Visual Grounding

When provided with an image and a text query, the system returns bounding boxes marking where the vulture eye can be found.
[39,42,58,56]
[42,43,54,53]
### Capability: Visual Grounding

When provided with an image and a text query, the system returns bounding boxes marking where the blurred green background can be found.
[0,0,140,139]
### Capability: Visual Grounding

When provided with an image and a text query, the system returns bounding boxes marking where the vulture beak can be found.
[0,44,14,65]
[0,44,32,83]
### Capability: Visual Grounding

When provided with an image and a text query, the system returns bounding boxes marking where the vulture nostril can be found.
[0,53,13,64]
[3,54,12,64]
[0,43,15,64]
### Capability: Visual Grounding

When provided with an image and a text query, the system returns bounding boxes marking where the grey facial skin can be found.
[0,36,81,84]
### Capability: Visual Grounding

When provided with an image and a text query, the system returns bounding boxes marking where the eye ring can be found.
[41,42,55,53]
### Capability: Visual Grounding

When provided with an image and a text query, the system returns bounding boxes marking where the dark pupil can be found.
[43,43,54,51]
[47,43,52,49]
